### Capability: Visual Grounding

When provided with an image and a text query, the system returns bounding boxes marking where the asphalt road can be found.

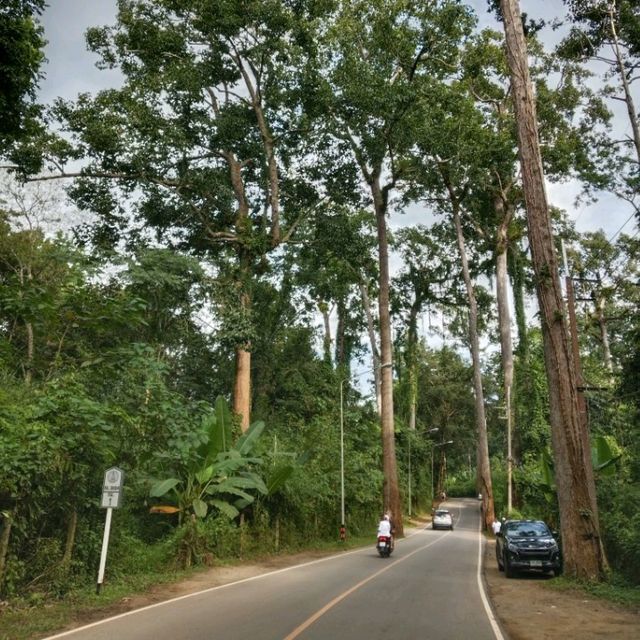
[46,498,503,640]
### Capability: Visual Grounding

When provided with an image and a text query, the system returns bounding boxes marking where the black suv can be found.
[496,520,561,578]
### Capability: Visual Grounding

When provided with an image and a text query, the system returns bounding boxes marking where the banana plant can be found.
[149,396,268,523]
[591,435,623,477]
[539,434,623,499]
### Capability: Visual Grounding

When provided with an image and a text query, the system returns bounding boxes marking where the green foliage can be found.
[1,0,638,609]
[0,1,46,157]
[150,397,268,524]
[512,452,560,526]
[557,1,640,205]
[447,475,477,498]
[597,479,640,584]
[592,435,623,475]
[513,328,551,457]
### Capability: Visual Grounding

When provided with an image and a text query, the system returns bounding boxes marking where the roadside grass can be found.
[0,568,192,640]
[547,574,640,610]
[0,535,373,640]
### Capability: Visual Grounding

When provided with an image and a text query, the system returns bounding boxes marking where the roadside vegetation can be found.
[548,576,640,609]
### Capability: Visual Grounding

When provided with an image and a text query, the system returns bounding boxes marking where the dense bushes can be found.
[597,479,640,584]
[0,359,386,598]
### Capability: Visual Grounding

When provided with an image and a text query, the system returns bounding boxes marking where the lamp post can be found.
[338,365,382,536]
[407,431,412,516]
[340,377,346,530]
[431,440,454,502]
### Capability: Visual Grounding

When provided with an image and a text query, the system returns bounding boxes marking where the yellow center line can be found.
[283,535,444,640]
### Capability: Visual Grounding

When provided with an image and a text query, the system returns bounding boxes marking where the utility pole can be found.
[506,385,513,514]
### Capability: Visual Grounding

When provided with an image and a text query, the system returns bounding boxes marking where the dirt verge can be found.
[483,538,640,639]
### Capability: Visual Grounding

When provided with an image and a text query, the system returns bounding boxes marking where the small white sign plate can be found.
[101,490,122,508]
[101,467,124,509]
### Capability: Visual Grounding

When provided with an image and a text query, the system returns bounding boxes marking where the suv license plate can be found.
[529,560,542,567]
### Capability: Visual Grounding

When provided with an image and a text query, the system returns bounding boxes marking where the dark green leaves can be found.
[0,0,45,152]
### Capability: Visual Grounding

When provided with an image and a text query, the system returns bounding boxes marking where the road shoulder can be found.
[482,538,640,640]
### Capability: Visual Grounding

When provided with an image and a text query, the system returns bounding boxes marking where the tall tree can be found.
[558,0,640,218]
[499,0,607,580]
[462,23,613,513]
[39,0,327,430]
[561,0,640,162]
[313,0,475,534]
[293,206,378,376]
[404,63,500,528]
[392,227,453,433]
[567,230,640,377]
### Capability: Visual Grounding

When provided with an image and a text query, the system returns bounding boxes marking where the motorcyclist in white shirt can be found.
[377,513,395,549]
[378,514,392,537]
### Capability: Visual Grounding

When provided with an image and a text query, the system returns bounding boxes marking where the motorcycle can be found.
[377,535,393,557]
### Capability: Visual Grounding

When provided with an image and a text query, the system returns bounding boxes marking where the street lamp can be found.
[431,440,454,502]
[338,365,383,536]
[339,377,346,531]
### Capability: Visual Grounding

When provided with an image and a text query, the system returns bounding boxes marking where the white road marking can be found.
[43,506,489,640]
[476,508,506,640]
[282,535,449,639]
[42,526,432,639]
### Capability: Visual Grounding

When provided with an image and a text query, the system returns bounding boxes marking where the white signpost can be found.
[97,467,124,594]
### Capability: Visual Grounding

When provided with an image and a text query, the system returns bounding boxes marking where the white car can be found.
[432,509,454,530]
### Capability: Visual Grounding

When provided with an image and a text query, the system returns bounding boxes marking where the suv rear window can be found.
[504,521,550,537]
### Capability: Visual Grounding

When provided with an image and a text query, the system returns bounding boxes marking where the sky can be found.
[34,0,638,393]
[38,0,638,242]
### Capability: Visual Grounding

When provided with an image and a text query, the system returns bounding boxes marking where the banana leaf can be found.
[150,477,180,497]
[592,435,622,476]
[211,499,239,519]
[207,485,254,502]
[266,464,295,495]
[236,420,265,455]
[192,498,208,518]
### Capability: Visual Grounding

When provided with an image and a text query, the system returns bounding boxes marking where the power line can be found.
[606,211,637,244]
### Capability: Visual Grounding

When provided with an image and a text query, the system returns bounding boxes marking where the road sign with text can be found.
[100,467,124,509]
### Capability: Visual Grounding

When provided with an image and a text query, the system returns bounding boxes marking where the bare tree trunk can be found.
[452,203,495,530]
[335,298,346,368]
[371,176,403,537]
[359,280,382,414]
[500,0,606,580]
[440,451,448,496]
[233,345,251,432]
[407,300,420,432]
[594,290,613,374]
[608,4,640,163]
[25,321,34,385]
[61,508,78,568]
[319,301,333,365]
[510,240,529,359]
[408,379,417,432]
[0,510,14,593]
[233,51,281,244]
[495,196,515,514]
[228,153,253,432]
[19,265,34,385]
